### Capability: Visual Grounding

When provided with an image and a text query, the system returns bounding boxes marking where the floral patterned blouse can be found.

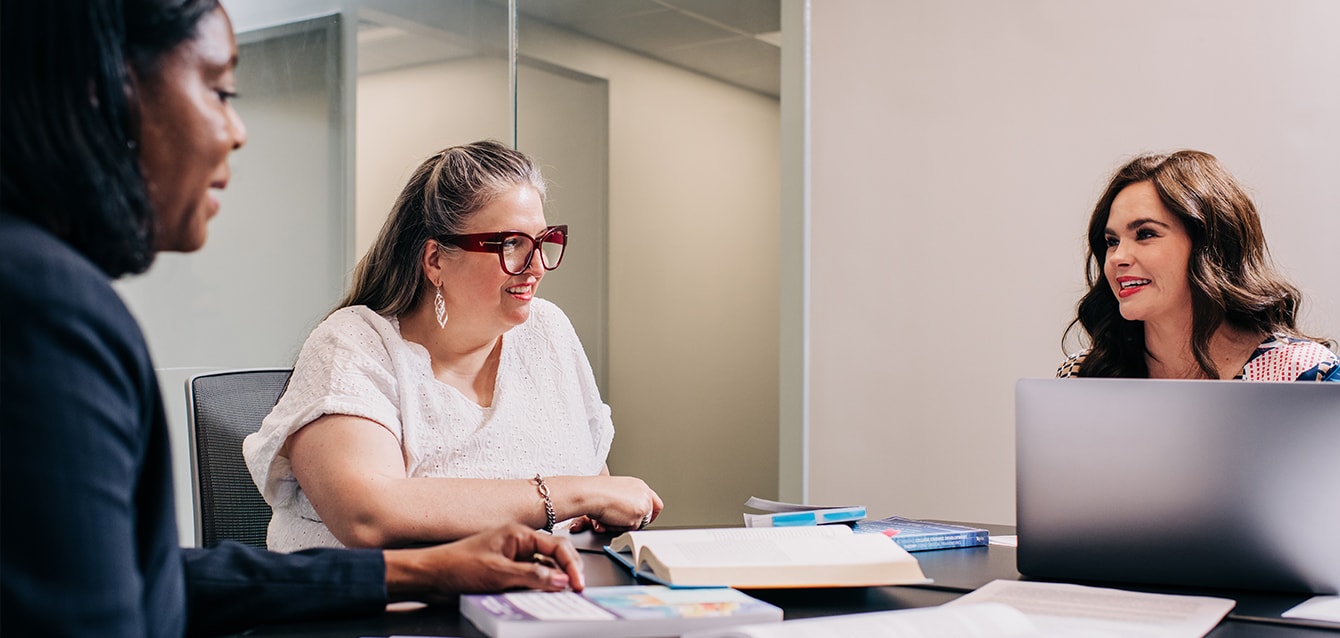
[1057,334,1340,382]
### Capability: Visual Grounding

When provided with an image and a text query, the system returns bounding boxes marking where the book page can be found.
[681,603,1040,638]
[946,580,1235,638]
[609,526,853,562]
[662,534,907,567]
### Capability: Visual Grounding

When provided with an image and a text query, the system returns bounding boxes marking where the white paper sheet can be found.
[946,579,1235,638]
[681,602,1041,638]
[1282,595,1340,624]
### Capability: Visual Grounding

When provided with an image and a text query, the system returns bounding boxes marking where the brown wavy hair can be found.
[337,140,546,316]
[1063,150,1327,378]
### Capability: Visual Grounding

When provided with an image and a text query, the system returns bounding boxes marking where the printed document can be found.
[946,579,1234,637]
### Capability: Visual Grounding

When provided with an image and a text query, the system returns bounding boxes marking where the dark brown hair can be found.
[1064,150,1324,378]
[1,0,221,277]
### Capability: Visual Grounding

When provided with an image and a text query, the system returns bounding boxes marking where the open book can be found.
[680,580,1236,638]
[605,525,928,588]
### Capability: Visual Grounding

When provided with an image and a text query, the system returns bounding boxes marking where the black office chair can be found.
[186,368,291,549]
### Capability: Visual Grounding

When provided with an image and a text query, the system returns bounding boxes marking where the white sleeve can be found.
[243,307,403,507]
[538,300,614,468]
[577,335,614,467]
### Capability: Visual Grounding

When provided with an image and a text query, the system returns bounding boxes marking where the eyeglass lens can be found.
[501,229,565,274]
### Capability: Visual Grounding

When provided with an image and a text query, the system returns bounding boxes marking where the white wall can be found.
[805,0,1340,525]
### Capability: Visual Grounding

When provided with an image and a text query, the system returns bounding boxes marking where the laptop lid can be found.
[1015,378,1340,594]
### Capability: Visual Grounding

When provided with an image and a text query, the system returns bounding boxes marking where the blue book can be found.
[852,516,989,552]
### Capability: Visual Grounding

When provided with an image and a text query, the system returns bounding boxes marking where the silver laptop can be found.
[1015,378,1340,594]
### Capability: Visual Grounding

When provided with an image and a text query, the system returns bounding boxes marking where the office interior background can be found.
[113,0,1340,546]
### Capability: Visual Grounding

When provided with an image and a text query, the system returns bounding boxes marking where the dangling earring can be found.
[434,284,448,328]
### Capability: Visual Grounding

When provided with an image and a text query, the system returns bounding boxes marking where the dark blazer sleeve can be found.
[2,215,391,637]
[1,218,183,636]
[183,543,387,636]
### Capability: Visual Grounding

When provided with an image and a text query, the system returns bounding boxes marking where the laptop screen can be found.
[1015,378,1340,594]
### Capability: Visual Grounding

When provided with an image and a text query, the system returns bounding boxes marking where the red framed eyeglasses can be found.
[436,225,568,276]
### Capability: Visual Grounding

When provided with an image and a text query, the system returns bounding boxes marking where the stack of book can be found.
[745,496,990,552]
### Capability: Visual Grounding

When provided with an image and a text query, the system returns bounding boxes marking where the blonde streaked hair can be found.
[337,140,546,316]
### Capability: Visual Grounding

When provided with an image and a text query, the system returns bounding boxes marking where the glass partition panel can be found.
[516,1,782,526]
[354,0,513,256]
[150,0,783,535]
[118,15,348,544]
[515,60,610,394]
[355,0,611,395]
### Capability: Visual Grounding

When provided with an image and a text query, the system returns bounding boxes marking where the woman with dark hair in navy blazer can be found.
[0,1,583,636]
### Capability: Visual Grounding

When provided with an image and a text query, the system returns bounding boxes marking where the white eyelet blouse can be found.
[243,299,613,551]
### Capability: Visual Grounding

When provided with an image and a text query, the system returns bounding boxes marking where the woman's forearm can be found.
[315,475,658,547]
[289,415,661,547]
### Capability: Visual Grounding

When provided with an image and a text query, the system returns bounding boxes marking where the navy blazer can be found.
[1,212,387,637]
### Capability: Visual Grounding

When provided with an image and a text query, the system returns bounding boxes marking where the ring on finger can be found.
[639,513,651,529]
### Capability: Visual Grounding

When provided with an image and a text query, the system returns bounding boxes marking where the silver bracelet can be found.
[533,474,556,533]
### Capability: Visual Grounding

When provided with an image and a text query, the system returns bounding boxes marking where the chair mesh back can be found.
[188,369,291,548]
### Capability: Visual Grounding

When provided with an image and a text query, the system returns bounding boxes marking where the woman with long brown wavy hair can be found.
[1059,150,1337,381]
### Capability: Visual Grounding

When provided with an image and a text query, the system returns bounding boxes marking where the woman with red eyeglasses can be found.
[245,141,662,552]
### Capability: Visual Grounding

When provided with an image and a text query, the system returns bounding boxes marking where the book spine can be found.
[890,530,988,552]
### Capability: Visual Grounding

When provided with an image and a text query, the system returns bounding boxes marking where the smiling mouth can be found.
[1120,279,1151,289]
[506,284,531,295]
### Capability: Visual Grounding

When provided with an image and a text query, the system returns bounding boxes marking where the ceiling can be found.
[515,0,780,97]
[357,0,780,98]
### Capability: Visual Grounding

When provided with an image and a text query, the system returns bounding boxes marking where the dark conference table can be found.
[233,523,1340,637]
